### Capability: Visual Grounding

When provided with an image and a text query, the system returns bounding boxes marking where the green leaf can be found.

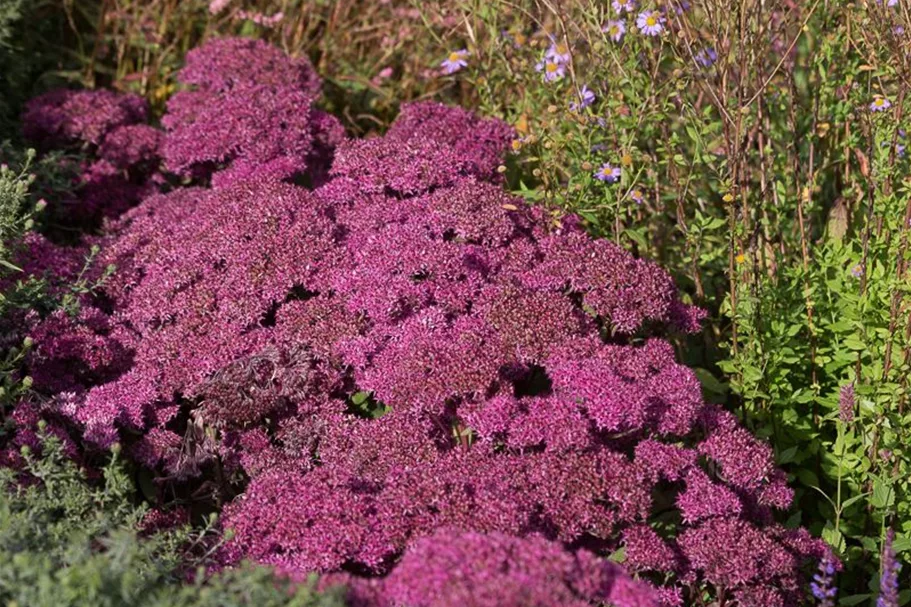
[871,476,895,509]
[777,446,798,465]
[839,492,870,510]
[822,525,846,552]
[692,367,728,396]
[838,594,873,606]
[0,258,22,272]
[796,468,820,489]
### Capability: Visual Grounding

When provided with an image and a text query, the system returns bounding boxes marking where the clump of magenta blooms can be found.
[7,38,836,607]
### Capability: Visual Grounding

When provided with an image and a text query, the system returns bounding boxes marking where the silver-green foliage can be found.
[0,434,345,607]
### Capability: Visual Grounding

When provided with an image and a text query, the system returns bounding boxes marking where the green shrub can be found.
[0,434,344,607]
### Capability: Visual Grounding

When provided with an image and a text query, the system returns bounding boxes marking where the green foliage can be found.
[0,146,43,269]
[0,433,345,607]
[0,0,82,136]
[0,0,23,48]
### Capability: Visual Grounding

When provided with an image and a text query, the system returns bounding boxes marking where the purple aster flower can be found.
[629,189,644,204]
[535,59,566,82]
[595,163,621,182]
[569,85,596,111]
[839,384,855,423]
[636,10,666,36]
[441,49,469,75]
[851,263,864,278]
[870,97,892,112]
[603,20,626,43]
[877,530,901,607]
[545,39,572,64]
[613,0,636,13]
[810,554,838,607]
[695,47,717,68]
[882,130,907,157]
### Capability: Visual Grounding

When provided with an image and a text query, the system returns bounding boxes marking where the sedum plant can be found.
[7,37,834,607]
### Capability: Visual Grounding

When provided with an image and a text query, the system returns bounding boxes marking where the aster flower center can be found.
[449,52,462,62]
[556,43,568,55]
[875,98,885,106]
[646,15,657,26]
[545,62,559,73]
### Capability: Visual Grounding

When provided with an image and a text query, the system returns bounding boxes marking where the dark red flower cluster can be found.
[13,38,829,607]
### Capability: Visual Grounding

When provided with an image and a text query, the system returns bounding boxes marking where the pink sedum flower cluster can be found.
[162,37,340,187]
[13,38,831,607]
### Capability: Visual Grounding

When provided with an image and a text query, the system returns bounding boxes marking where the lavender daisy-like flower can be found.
[613,0,636,13]
[595,163,621,182]
[811,555,838,607]
[570,85,596,111]
[695,47,717,68]
[603,20,626,43]
[636,10,666,36]
[877,530,901,607]
[545,39,572,64]
[535,60,566,82]
[630,189,644,205]
[850,263,864,278]
[838,384,855,423]
[441,49,469,75]
[870,97,892,112]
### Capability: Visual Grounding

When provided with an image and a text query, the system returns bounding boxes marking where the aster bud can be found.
[21,375,33,389]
